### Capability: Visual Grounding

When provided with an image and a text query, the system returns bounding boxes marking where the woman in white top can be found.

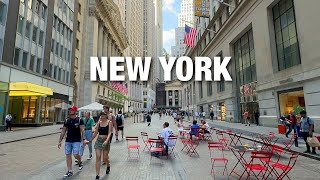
[177,115,184,136]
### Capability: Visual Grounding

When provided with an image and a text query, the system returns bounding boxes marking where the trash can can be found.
[278,124,286,134]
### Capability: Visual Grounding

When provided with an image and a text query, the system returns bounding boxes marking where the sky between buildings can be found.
[163,0,180,55]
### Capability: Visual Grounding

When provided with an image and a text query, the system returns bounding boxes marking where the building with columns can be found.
[77,0,128,113]
[184,0,320,132]
[165,80,183,110]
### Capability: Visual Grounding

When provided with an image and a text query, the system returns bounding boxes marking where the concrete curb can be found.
[0,132,60,145]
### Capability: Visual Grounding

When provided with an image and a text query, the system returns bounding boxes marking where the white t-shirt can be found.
[172,112,177,118]
[202,112,206,117]
[161,127,175,146]
[194,112,199,117]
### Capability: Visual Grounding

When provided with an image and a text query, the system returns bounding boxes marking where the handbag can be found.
[307,137,320,147]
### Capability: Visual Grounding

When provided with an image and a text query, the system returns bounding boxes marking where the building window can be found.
[273,0,300,71]
[199,82,203,98]
[0,2,6,25]
[17,16,24,34]
[32,26,38,42]
[77,21,80,32]
[39,31,44,46]
[78,3,81,14]
[30,55,35,71]
[76,39,79,49]
[25,21,32,39]
[60,45,63,58]
[66,71,70,83]
[207,81,212,96]
[41,3,46,19]
[217,75,225,92]
[36,58,41,73]
[13,48,21,66]
[51,39,54,52]
[234,29,256,86]
[35,0,40,14]
[22,51,28,68]
[54,66,57,79]
[55,42,59,55]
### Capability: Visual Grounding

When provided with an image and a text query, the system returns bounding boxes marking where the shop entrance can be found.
[278,88,305,116]
[240,102,259,124]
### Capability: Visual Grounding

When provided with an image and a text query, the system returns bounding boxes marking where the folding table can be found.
[260,134,279,151]
[229,145,256,177]
[225,131,242,146]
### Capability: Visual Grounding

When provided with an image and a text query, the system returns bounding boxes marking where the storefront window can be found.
[0,92,7,125]
[279,89,305,116]
[20,96,38,124]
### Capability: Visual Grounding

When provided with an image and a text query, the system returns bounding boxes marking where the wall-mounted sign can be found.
[195,0,210,18]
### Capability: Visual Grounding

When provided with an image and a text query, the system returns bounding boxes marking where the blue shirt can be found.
[190,124,200,135]
[300,117,314,132]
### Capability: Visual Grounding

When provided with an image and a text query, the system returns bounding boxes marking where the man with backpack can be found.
[300,110,316,154]
[115,111,124,141]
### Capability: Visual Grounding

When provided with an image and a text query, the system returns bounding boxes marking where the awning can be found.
[9,82,53,96]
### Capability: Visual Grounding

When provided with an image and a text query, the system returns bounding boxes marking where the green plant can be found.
[293,104,305,116]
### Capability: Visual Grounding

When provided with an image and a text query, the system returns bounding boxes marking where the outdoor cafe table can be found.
[259,133,279,151]
[228,145,257,178]
[223,130,243,146]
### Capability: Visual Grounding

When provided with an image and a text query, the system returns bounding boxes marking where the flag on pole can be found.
[184,24,197,48]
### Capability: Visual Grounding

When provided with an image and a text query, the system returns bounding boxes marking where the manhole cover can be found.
[0,153,6,156]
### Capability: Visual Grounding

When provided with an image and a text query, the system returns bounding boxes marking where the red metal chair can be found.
[167,136,178,158]
[267,153,299,180]
[126,136,140,160]
[141,132,152,151]
[149,138,164,164]
[216,130,229,148]
[283,134,297,150]
[240,151,273,180]
[208,142,229,179]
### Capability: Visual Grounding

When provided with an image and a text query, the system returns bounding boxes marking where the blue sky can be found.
[162,0,180,54]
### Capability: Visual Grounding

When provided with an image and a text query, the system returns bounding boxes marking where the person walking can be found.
[58,106,85,178]
[146,113,151,126]
[172,111,177,124]
[244,110,250,126]
[300,111,316,154]
[103,106,118,144]
[115,111,124,141]
[202,111,206,121]
[5,113,12,132]
[210,111,214,121]
[254,110,260,126]
[285,110,298,147]
[79,112,95,160]
[85,111,113,179]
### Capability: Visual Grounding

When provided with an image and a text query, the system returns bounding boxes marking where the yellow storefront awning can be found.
[9,82,53,96]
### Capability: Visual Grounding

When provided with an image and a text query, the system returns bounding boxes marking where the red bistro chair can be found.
[149,138,164,164]
[267,153,299,180]
[126,136,140,160]
[240,151,273,180]
[167,136,178,158]
[141,132,152,151]
[283,134,297,150]
[208,142,229,179]
[190,128,200,140]
[216,130,229,148]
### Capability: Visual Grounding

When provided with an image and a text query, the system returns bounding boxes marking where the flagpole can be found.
[215,0,235,8]
[181,19,217,33]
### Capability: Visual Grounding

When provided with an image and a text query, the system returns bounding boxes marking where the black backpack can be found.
[116,114,123,126]
[307,117,315,132]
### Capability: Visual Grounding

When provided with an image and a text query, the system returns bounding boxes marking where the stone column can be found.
[103,30,108,56]
[179,90,182,107]
[98,25,103,57]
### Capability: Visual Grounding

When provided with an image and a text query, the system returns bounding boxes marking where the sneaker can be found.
[116,138,119,141]
[87,154,92,160]
[78,161,83,170]
[75,160,79,165]
[312,151,317,155]
[63,171,73,178]
[106,166,110,174]
[304,150,311,153]
[249,124,250,126]
[95,175,100,179]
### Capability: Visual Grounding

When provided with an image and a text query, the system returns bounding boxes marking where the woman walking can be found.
[85,112,113,179]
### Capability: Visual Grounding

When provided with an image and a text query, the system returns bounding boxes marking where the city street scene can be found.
[1,0,320,179]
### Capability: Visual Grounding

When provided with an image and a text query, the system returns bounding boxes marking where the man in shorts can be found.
[115,111,125,140]
[58,106,86,178]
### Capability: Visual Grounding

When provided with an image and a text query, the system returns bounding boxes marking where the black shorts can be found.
[118,126,124,131]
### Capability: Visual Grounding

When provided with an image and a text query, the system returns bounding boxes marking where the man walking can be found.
[300,111,316,154]
[254,110,260,126]
[79,112,95,160]
[115,111,125,140]
[5,113,12,131]
[210,111,214,121]
[285,110,298,148]
[244,110,250,126]
[58,106,85,178]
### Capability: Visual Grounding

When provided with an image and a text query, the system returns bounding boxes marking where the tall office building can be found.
[154,0,163,83]
[0,0,78,129]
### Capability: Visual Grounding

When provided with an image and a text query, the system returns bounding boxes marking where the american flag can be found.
[111,81,128,95]
[184,25,197,48]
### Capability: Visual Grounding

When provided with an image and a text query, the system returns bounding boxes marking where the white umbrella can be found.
[78,102,104,111]
[48,102,71,110]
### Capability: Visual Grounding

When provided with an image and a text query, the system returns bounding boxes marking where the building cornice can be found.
[95,0,128,50]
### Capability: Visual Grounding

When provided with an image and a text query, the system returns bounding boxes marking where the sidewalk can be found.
[201,119,320,158]
[0,124,62,144]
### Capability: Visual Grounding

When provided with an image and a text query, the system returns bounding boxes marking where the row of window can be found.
[0,1,6,25]
[53,15,73,42]
[51,39,71,62]
[14,48,41,73]
[17,16,45,46]
[21,0,47,20]
[49,63,70,83]
[58,0,74,22]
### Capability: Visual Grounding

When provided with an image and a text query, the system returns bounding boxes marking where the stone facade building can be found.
[184,0,320,131]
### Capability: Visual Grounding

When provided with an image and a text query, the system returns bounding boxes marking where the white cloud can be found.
[163,28,176,54]
[163,0,178,15]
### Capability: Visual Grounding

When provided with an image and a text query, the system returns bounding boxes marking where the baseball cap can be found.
[69,105,78,111]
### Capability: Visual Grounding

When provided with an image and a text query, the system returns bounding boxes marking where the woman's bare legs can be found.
[95,149,102,176]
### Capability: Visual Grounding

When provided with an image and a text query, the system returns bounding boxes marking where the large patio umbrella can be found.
[78,102,104,111]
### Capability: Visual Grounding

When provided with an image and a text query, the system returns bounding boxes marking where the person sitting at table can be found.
[201,120,210,134]
[189,120,200,140]
[161,122,175,155]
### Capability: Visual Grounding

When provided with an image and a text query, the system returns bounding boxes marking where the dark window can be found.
[14,48,20,65]
[76,39,79,49]
[54,66,57,79]
[234,29,256,86]
[55,42,59,55]
[199,82,203,98]
[32,26,38,42]
[77,21,80,32]
[39,31,44,46]
[35,0,40,14]
[41,3,46,19]
[60,45,63,58]
[0,2,6,25]
[17,16,24,34]
[22,51,28,68]
[273,0,300,70]
[36,58,41,73]
[51,39,54,52]
[78,3,81,14]
[25,21,32,39]
[30,55,35,70]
